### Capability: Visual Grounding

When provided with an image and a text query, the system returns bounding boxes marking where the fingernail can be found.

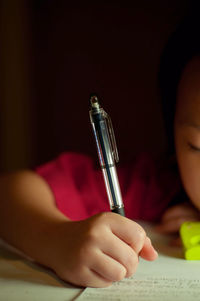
[146,237,152,245]
[153,248,158,257]
[147,237,158,257]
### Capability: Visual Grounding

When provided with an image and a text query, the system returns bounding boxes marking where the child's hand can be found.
[47,212,157,288]
[156,202,200,234]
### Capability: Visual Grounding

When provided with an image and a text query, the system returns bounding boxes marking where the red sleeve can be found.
[35,152,180,221]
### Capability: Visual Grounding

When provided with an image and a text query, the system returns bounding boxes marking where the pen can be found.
[89,94,125,216]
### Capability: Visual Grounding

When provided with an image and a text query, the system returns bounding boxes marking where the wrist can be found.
[34,217,73,269]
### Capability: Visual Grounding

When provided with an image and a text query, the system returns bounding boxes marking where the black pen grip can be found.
[112,207,125,216]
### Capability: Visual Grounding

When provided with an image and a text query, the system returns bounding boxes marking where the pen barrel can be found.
[90,109,124,212]
[90,109,114,167]
[102,165,124,212]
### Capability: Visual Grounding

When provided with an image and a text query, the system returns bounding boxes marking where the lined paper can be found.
[76,256,200,301]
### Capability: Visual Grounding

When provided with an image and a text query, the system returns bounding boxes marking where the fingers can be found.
[92,251,128,281]
[161,203,200,223]
[108,213,147,254]
[139,237,158,261]
[99,231,139,278]
[59,266,113,288]
[109,214,157,261]
[156,217,195,233]
[101,213,157,275]
[156,203,200,234]
[58,213,158,287]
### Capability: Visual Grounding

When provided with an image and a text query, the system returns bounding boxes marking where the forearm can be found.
[0,170,69,264]
[0,170,158,288]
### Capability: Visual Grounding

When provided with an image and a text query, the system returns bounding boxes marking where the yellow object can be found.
[180,221,200,260]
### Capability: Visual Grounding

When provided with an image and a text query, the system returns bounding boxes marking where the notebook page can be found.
[76,255,200,301]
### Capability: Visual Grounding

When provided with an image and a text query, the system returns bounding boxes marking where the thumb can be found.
[139,237,158,261]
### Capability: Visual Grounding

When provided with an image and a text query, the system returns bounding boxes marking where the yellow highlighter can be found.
[180,221,200,260]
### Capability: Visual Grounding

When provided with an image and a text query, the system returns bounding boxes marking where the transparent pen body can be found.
[89,108,124,211]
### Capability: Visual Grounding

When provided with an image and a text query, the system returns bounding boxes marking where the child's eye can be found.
[188,142,200,152]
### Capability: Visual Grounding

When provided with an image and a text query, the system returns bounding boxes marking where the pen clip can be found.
[103,110,119,163]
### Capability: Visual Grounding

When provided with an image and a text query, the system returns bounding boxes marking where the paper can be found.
[76,256,200,301]
[76,223,200,301]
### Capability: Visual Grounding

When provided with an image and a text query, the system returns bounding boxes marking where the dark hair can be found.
[159,11,200,156]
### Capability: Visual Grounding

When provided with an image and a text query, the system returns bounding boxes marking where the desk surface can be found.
[0,223,189,301]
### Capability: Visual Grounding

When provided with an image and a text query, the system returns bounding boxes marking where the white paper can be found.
[76,255,200,301]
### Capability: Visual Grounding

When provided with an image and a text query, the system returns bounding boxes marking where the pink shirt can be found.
[36,152,180,221]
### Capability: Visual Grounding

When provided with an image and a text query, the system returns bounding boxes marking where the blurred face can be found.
[175,57,200,210]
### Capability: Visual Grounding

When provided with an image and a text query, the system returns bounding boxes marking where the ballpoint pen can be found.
[89,94,125,216]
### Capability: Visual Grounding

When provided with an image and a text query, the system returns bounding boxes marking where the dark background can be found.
[0,0,190,171]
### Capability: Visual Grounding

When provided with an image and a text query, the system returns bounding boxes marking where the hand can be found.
[155,202,200,246]
[47,212,158,288]
[156,202,200,234]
